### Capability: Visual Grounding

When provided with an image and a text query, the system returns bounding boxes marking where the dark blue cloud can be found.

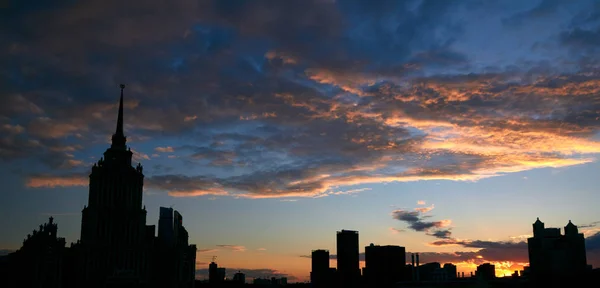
[3,0,600,198]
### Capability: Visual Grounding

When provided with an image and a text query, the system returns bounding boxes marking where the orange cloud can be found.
[305,68,378,97]
[265,50,298,65]
[131,149,151,162]
[184,115,197,122]
[154,146,175,153]
[26,174,88,188]
[168,189,229,197]
[414,204,434,214]
[239,112,277,121]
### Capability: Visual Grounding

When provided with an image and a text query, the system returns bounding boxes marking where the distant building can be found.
[527,218,587,279]
[476,263,495,280]
[6,217,65,288]
[271,277,288,285]
[443,263,457,280]
[154,207,197,287]
[232,271,245,284]
[254,277,287,285]
[209,262,226,284]
[363,244,406,287]
[253,278,271,285]
[336,230,360,287]
[158,207,175,246]
[417,262,440,281]
[311,249,334,288]
[521,266,531,278]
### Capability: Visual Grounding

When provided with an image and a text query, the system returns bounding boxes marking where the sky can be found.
[2,0,600,282]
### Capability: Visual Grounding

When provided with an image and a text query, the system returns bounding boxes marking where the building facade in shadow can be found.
[78,85,154,287]
[4,217,66,288]
[310,249,335,288]
[3,85,196,288]
[527,218,587,280]
[336,230,360,288]
[363,243,406,287]
[153,207,197,287]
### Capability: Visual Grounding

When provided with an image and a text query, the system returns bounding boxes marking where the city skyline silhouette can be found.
[1,85,599,287]
[3,0,600,286]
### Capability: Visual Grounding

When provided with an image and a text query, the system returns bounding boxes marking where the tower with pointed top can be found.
[79,85,151,287]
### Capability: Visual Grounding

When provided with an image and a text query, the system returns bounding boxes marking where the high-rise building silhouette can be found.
[311,249,334,288]
[336,230,360,287]
[79,84,153,287]
[158,207,175,246]
[527,218,587,279]
[1,85,197,288]
[74,85,196,287]
[154,207,197,287]
[363,244,406,287]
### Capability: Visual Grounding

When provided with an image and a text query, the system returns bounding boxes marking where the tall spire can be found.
[111,84,127,149]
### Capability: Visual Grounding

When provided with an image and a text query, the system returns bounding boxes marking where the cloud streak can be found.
[215,245,246,252]
[26,174,88,188]
[392,204,452,239]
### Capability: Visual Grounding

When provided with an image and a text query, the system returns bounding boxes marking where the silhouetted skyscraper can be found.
[311,249,332,288]
[3,85,197,288]
[364,244,405,287]
[336,230,360,287]
[158,207,175,246]
[154,207,197,287]
[528,218,587,279]
[79,85,152,287]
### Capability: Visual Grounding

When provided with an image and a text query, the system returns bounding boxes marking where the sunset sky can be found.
[3,0,600,282]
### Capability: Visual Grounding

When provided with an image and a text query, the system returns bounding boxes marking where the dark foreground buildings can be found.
[310,249,335,288]
[308,220,599,288]
[336,230,361,287]
[527,218,588,280]
[363,244,406,287]
[2,85,196,288]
